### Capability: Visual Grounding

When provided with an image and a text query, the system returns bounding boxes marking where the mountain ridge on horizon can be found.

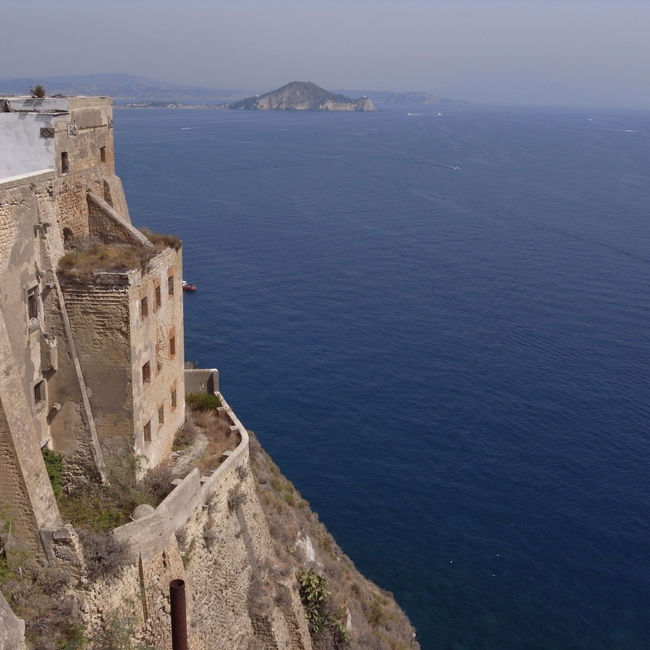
[0,73,464,107]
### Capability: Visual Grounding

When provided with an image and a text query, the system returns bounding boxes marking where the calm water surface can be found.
[115,105,650,649]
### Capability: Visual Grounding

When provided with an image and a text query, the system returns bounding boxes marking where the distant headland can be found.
[229,81,376,112]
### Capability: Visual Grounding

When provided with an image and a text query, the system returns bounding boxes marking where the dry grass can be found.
[139,228,182,251]
[0,555,84,649]
[177,407,239,475]
[248,431,420,650]
[58,460,175,531]
[58,229,179,282]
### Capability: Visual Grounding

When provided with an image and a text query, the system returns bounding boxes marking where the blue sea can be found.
[115,105,650,650]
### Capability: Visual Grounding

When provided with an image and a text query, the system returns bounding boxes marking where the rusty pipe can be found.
[170,579,188,650]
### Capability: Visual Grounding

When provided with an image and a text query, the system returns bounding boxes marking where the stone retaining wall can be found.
[112,389,248,557]
[0,590,25,650]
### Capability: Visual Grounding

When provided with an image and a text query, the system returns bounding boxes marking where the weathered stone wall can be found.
[128,247,185,468]
[0,590,26,650]
[61,277,134,466]
[0,96,164,546]
[0,174,62,544]
[85,391,311,650]
[185,368,219,394]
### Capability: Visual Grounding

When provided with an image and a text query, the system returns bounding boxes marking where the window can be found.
[100,146,106,163]
[144,421,151,443]
[142,361,151,384]
[171,388,177,410]
[27,287,38,320]
[140,296,148,319]
[158,404,165,424]
[33,380,45,405]
[168,275,174,296]
[61,152,69,174]
[169,335,176,357]
[155,285,162,310]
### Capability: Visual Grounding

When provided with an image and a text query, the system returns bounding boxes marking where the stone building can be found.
[0,95,185,553]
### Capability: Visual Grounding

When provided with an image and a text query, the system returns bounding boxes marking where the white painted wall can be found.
[0,113,56,180]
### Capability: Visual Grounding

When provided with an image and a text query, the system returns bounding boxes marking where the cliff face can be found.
[230,82,375,112]
[0,95,416,650]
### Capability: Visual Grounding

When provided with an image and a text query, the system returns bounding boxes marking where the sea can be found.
[114,104,650,650]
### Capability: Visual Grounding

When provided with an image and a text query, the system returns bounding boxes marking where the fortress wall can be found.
[52,99,114,178]
[185,368,219,394]
[0,112,56,180]
[0,590,26,650]
[111,391,248,555]
[100,389,307,650]
[0,315,61,536]
[129,247,185,468]
[87,192,149,246]
[61,278,134,467]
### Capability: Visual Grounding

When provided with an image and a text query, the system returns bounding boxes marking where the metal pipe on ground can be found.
[170,579,188,650]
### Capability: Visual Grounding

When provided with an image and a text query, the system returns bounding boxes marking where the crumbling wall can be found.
[129,247,185,468]
[82,392,311,650]
[0,590,25,650]
[60,277,134,467]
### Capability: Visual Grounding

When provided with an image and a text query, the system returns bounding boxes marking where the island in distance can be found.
[229,81,375,112]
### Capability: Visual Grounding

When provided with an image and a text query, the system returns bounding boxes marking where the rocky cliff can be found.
[229,82,375,112]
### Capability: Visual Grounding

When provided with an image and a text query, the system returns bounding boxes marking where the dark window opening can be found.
[27,287,38,320]
[158,405,165,424]
[168,275,174,296]
[169,336,176,357]
[155,285,162,310]
[171,388,177,409]
[61,152,69,174]
[140,297,148,319]
[62,228,74,249]
[100,146,106,163]
[144,421,151,443]
[33,380,45,405]
[142,361,151,384]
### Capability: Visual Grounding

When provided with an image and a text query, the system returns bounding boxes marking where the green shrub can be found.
[297,570,349,646]
[42,447,64,499]
[186,392,222,411]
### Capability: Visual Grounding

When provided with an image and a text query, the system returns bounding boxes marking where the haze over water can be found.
[116,105,650,649]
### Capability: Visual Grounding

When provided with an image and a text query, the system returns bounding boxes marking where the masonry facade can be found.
[0,96,185,553]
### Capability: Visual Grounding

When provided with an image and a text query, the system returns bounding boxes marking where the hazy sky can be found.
[3,0,650,106]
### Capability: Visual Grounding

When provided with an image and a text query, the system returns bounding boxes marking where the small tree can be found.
[30,85,46,98]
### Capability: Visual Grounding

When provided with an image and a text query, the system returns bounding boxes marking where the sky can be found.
[2,0,650,107]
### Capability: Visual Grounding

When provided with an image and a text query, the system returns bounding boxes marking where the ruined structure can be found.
[0,96,184,545]
[0,96,418,650]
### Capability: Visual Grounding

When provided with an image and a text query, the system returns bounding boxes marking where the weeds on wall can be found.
[87,609,154,650]
[42,447,64,499]
[185,392,222,411]
[174,401,236,473]
[0,550,85,649]
[57,229,180,282]
[298,570,349,648]
[58,457,174,531]
[248,431,419,650]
